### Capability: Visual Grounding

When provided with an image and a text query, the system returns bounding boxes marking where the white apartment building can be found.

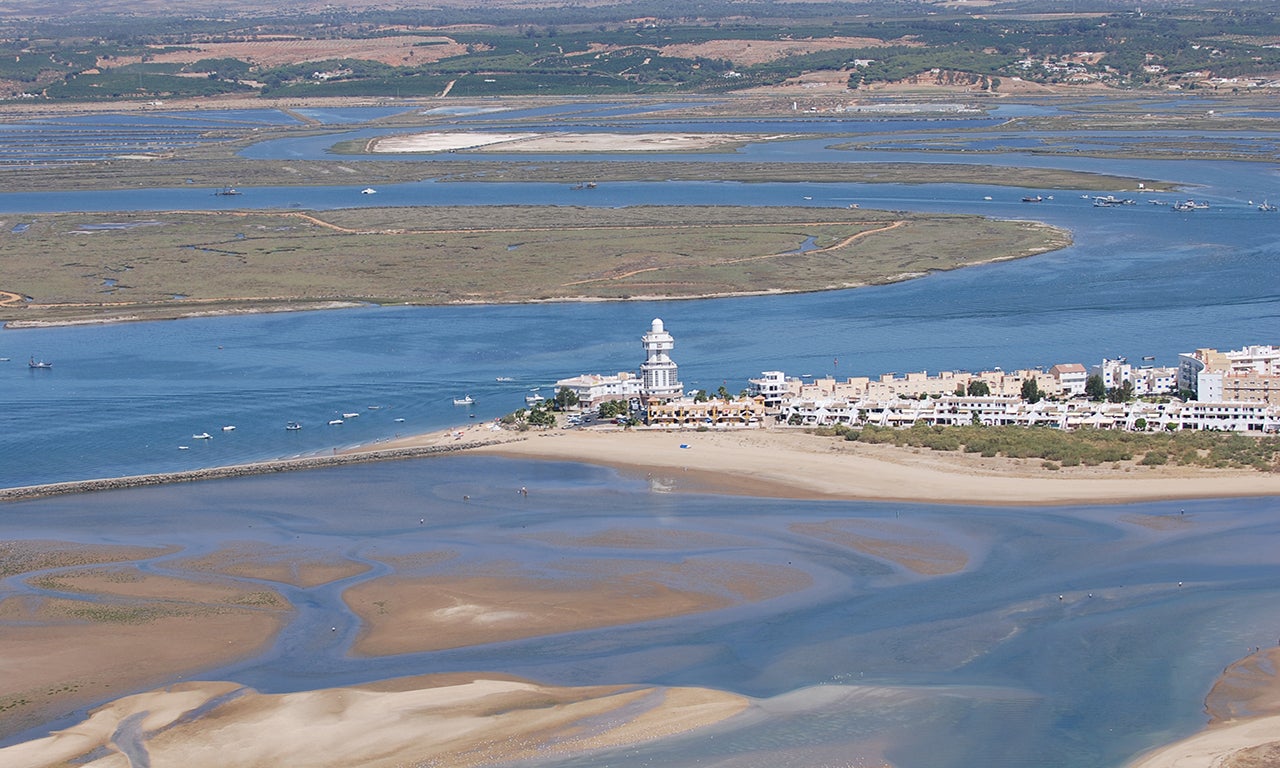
[553,372,645,408]
[778,396,1278,434]
[1179,345,1280,404]
[1091,358,1178,395]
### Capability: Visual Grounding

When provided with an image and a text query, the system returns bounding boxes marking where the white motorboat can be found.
[361,188,377,194]
[328,419,344,426]
[453,395,474,406]
[342,412,360,418]
[222,425,236,431]
[192,432,212,440]
[393,417,405,423]
[285,421,302,431]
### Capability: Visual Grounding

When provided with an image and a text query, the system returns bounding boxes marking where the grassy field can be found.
[0,205,1069,324]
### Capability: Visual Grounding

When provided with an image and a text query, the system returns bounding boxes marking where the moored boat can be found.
[192,432,212,440]
[285,421,302,431]
[28,357,52,369]
[328,419,344,426]
[453,395,474,406]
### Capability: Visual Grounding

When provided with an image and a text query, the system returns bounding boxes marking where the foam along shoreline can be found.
[0,676,749,768]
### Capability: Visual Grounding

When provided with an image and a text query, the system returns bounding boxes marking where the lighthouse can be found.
[639,318,682,399]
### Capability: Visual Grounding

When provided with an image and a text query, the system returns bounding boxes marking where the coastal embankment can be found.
[0,435,521,502]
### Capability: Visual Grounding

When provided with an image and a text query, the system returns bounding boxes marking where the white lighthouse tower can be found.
[639,318,682,399]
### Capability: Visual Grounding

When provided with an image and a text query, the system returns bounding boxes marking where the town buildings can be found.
[554,326,1277,434]
[1178,346,1280,405]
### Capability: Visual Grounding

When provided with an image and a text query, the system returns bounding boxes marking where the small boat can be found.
[214,186,241,196]
[361,188,377,195]
[1259,201,1277,212]
[328,419,344,426]
[982,196,992,201]
[222,425,236,432]
[285,421,302,431]
[495,376,514,382]
[28,357,52,369]
[1021,195,1043,203]
[342,412,360,418]
[367,405,381,409]
[192,432,212,440]
[1142,355,1156,361]
[393,417,405,423]
[525,394,544,405]
[0,357,9,361]
[847,202,859,209]
[178,445,189,450]
[453,395,474,406]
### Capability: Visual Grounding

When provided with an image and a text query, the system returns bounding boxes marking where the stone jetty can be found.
[0,438,520,502]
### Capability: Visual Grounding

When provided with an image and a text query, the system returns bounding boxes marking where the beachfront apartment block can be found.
[1090,358,1179,396]
[553,371,645,408]
[646,396,767,428]
[779,395,1279,434]
[751,366,1080,403]
[1178,345,1280,405]
[1049,363,1088,397]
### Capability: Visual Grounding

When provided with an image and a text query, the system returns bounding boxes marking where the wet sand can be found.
[344,559,812,656]
[0,557,290,738]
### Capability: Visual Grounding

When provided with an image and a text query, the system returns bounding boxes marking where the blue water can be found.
[0,461,1275,768]
[0,101,1277,765]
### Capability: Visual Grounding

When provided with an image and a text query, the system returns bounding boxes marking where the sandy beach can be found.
[388,425,1280,506]
[1127,648,1280,768]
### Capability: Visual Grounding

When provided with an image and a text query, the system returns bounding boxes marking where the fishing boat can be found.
[453,395,474,406]
[1259,201,1277,212]
[285,421,302,431]
[1021,195,1043,203]
[214,186,241,196]
[192,432,212,440]
[28,357,52,369]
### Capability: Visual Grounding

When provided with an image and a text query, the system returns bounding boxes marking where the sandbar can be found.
[0,675,749,768]
[369,131,762,153]
[445,427,1280,506]
[344,558,812,656]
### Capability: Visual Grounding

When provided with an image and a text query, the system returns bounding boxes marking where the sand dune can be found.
[0,676,748,768]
